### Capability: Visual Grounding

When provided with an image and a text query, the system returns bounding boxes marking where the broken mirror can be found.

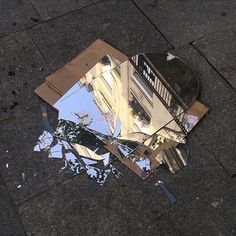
[34,52,200,185]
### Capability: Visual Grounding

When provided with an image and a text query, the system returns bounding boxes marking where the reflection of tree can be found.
[87,167,109,184]
[54,119,105,150]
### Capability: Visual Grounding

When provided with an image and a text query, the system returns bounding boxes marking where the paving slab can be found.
[134,0,236,47]
[113,161,171,225]
[194,27,236,89]
[132,214,181,236]
[0,106,75,205]
[0,177,25,235]
[195,96,236,176]
[172,44,234,108]
[158,132,227,203]
[171,45,235,175]
[30,0,92,20]
[0,0,41,37]
[167,178,236,235]
[28,0,170,69]
[0,31,46,121]
[18,175,151,236]
[114,131,226,225]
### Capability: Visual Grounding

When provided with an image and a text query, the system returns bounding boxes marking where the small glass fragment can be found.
[34,131,53,151]
[110,165,123,179]
[86,167,110,186]
[48,142,63,158]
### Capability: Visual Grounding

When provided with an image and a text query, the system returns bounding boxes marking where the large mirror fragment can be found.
[34,40,208,186]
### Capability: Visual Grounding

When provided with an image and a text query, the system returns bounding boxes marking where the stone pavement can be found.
[0,0,235,235]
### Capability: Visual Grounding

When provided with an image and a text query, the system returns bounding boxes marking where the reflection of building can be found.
[81,55,121,134]
[81,53,192,139]
[131,54,192,134]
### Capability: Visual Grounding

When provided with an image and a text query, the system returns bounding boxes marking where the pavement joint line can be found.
[167,175,230,218]
[0,104,39,124]
[190,26,236,47]
[26,29,48,63]
[25,0,110,26]
[0,173,28,235]
[195,132,233,177]
[27,0,43,23]
[209,94,235,110]
[175,28,230,51]
[0,0,104,41]
[16,172,80,207]
[131,0,175,50]
[190,43,235,90]
[0,24,41,41]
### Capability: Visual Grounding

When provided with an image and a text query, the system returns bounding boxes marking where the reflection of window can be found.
[129,94,151,126]
[99,91,112,112]
[101,71,112,93]
[100,55,111,66]
[113,65,120,77]
[132,72,153,102]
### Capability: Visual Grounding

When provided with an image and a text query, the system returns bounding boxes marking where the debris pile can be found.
[33,40,209,192]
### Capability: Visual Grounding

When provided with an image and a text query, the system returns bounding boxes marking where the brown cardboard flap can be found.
[35,83,61,105]
[35,39,128,105]
[187,100,209,119]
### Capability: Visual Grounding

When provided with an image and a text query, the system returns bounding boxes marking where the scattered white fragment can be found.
[6,150,9,153]
[6,163,9,168]
[167,52,176,61]
[17,185,21,189]
[22,173,26,182]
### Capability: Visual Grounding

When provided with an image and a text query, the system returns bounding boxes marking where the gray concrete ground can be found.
[0,0,235,235]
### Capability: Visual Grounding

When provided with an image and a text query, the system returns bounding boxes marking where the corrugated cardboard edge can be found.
[35,39,128,105]
[187,100,209,120]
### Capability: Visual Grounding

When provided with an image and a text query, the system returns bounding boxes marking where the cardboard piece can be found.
[187,100,209,119]
[35,39,128,105]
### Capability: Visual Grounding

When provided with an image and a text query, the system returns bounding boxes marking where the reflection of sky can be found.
[54,83,112,135]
